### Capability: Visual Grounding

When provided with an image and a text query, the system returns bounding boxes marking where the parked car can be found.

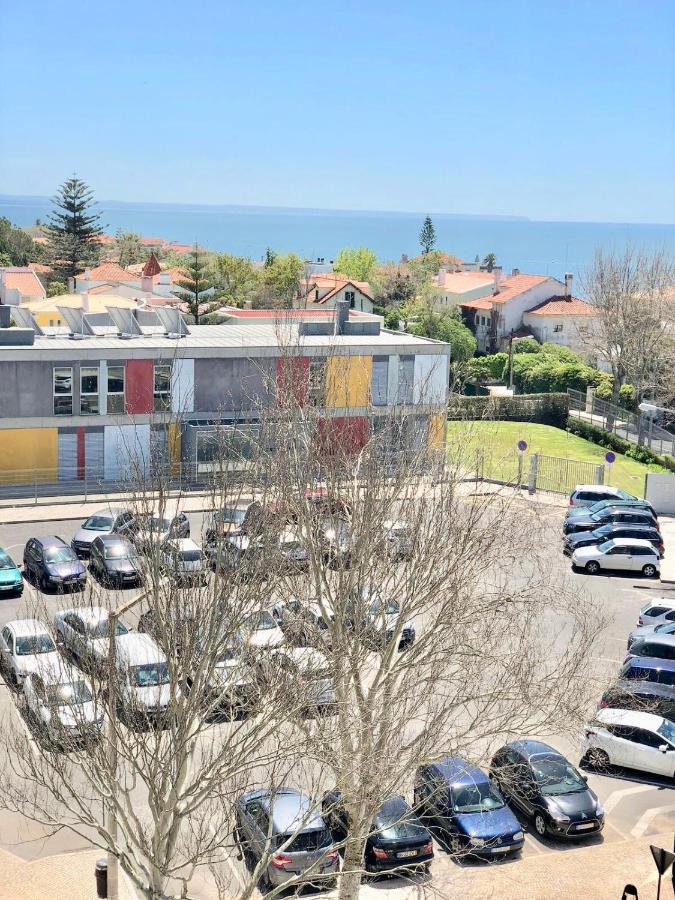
[70,507,137,557]
[23,536,86,592]
[257,647,336,715]
[563,524,664,558]
[195,642,260,715]
[600,679,675,724]
[54,606,133,674]
[238,610,285,652]
[346,585,415,651]
[137,606,199,657]
[568,485,637,509]
[564,508,658,536]
[114,632,175,727]
[235,788,339,890]
[616,657,675,691]
[625,634,675,664]
[582,708,675,778]
[637,599,675,628]
[322,792,433,873]
[21,657,101,747]
[571,538,660,577]
[160,538,208,586]
[627,621,675,651]
[134,506,190,552]
[0,547,23,596]
[381,520,414,561]
[489,740,604,839]
[89,535,143,587]
[315,517,355,568]
[414,757,524,857]
[0,619,59,687]
[565,498,656,521]
[204,506,251,544]
[272,597,334,648]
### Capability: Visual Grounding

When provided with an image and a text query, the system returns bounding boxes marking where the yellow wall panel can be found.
[0,428,58,483]
[325,356,372,408]
[168,423,182,474]
[429,413,447,450]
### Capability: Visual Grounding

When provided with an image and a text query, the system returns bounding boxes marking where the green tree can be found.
[44,176,104,281]
[0,251,11,267]
[258,252,304,308]
[333,247,377,282]
[176,245,219,324]
[0,217,36,266]
[264,247,277,267]
[482,252,497,271]
[404,300,476,360]
[213,253,259,308]
[371,264,415,309]
[47,281,67,297]
[419,216,436,254]
[115,230,146,268]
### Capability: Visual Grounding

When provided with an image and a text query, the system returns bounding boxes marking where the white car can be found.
[238,610,285,651]
[22,657,101,746]
[572,538,660,577]
[115,632,177,726]
[134,507,190,553]
[637,599,675,628]
[160,538,207,585]
[582,708,675,779]
[53,606,134,673]
[70,506,137,558]
[0,619,59,687]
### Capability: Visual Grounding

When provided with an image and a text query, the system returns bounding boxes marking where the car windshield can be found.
[369,598,401,616]
[284,828,333,853]
[216,647,238,664]
[655,623,675,635]
[45,546,77,564]
[104,543,133,560]
[591,526,611,537]
[131,662,170,687]
[15,634,55,655]
[149,517,172,532]
[245,611,277,631]
[83,515,114,531]
[373,803,426,840]
[617,490,636,500]
[89,619,129,639]
[0,550,17,570]
[657,719,675,745]
[177,549,202,562]
[45,680,93,706]
[216,508,247,525]
[531,755,587,795]
[452,782,505,814]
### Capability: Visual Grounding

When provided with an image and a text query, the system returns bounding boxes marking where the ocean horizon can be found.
[2,193,675,282]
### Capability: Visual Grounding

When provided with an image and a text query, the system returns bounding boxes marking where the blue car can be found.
[619,657,675,690]
[414,757,524,858]
[0,548,23,596]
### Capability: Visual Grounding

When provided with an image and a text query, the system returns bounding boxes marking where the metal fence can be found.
[567,389,675,457]
[528,453,605,495]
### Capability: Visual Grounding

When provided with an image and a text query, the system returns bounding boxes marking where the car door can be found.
[0,627,13,673]
[66,613,87,659]
[630,727,673,777]
[245,800,269,859]
[606,546,631,571]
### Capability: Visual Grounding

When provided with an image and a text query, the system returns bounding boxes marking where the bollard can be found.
[95,858,108,898]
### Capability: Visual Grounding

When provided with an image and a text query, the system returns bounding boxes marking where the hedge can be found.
[565,416,675,470]
[448,392,569,428]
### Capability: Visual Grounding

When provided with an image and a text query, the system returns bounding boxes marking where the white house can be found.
[433,269,496,307]
[523,295,598,355]
[296,273,374,313]
[0,266,47,306]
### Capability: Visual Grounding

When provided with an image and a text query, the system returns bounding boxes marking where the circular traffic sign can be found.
[517,440,528,452]
[605,451,616,464]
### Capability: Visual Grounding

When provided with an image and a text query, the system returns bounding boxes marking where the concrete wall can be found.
[0,361,58,418]
[103,423,151,482]
[645,473,675,515]
[193,357,275,413]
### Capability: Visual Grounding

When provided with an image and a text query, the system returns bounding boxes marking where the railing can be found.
[567,389,675,457]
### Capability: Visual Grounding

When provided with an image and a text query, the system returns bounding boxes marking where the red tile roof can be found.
[525,296,597,317]
[437,271,494,293]
[0,267,46,297]
[142,253,161,277]
[76,262,137,283]
[461,274,552,309]
[28,262,52,274]
[300,274,373,304]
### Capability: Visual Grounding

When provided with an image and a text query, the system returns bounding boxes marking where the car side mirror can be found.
[581,774,588,783]
[658,744,669,753]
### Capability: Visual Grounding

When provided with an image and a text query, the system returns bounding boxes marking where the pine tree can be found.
[176,245,218,324]
[419,216,436,254]
[44,177,104,281]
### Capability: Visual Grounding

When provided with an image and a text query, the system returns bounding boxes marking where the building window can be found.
[153,364,172,412]
[345,290,355,309]
[554,323,563,333]
[397,355,414,405]
[371,356,389,407]
[107,365,125,414]
[308,358,326,406]
[53,367,73,415]
[79,367,99,415]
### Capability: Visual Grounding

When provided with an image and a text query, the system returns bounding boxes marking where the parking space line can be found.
[603,784,657,816]
[631,804,675,839]
[522,834,544,855]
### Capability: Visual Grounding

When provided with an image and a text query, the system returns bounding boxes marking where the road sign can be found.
[650,845,675,875]
[517,440,527,453]
[605,451,616,464]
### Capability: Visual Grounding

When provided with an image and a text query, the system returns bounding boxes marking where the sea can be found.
[2,194,675,282]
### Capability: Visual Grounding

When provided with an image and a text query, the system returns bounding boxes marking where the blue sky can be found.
[1,0,673,222]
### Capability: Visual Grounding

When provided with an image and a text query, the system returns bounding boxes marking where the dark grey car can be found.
[235,788,339,890]
[23,536,86,592]
[90,535,143,587]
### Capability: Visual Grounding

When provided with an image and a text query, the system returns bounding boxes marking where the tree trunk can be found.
[338,831,367,900]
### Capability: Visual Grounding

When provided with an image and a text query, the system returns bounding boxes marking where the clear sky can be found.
[1,0,674,223]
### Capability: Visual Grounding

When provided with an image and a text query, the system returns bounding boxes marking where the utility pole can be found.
[508,332,515,391]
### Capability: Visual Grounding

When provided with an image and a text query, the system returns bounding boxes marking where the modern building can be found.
[0,303,449,486]
[23,293,140,329]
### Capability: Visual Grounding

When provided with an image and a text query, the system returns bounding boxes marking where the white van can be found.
[114,632,176,726]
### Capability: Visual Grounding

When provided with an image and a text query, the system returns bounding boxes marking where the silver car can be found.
[21,657,102,747]
[134,507,190,553]
[637,599,675,628]
[235,788,339,889]
[70,507,137,558]
[0,619,60,687]
[271,647,336,714]
[160,538,208,586]
[627,621,675,650]
[624,633,675,664]
[53,606,133,674]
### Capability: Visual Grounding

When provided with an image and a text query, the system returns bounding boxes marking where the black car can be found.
[322,792,433,873]
[23,536,86,592]
[600,681,675,724]
[89,535,143,586]
[563,508,659,537]
[563,524,665,558]
[489,740,604,840]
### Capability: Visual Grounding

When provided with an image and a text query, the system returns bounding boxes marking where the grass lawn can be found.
[446,420,664,497]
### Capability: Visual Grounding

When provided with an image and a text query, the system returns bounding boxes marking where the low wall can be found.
[645,472,675,515]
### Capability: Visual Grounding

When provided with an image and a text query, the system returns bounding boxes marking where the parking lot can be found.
[0,496,673,897]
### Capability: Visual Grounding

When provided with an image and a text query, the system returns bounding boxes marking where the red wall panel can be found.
[276,356,309,407]
[125,360,154,414]
[76,426,85,480]
[316,417,369,457]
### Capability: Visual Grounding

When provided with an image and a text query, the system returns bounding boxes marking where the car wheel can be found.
[585,561,600,575]
[642,564,657,578]
[534,814,547,837]
[585,747,610,771]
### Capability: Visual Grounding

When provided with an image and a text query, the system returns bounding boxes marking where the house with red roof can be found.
[75,253,186,301]
[296,273,374,313]
[458,268,598,354]
[0,267,47,305]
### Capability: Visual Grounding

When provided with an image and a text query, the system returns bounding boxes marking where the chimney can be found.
[492,266,503,294]
[140,275,153,293]
[564,272,573,297]
[334,299,349,335]
[511,267,520,276]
